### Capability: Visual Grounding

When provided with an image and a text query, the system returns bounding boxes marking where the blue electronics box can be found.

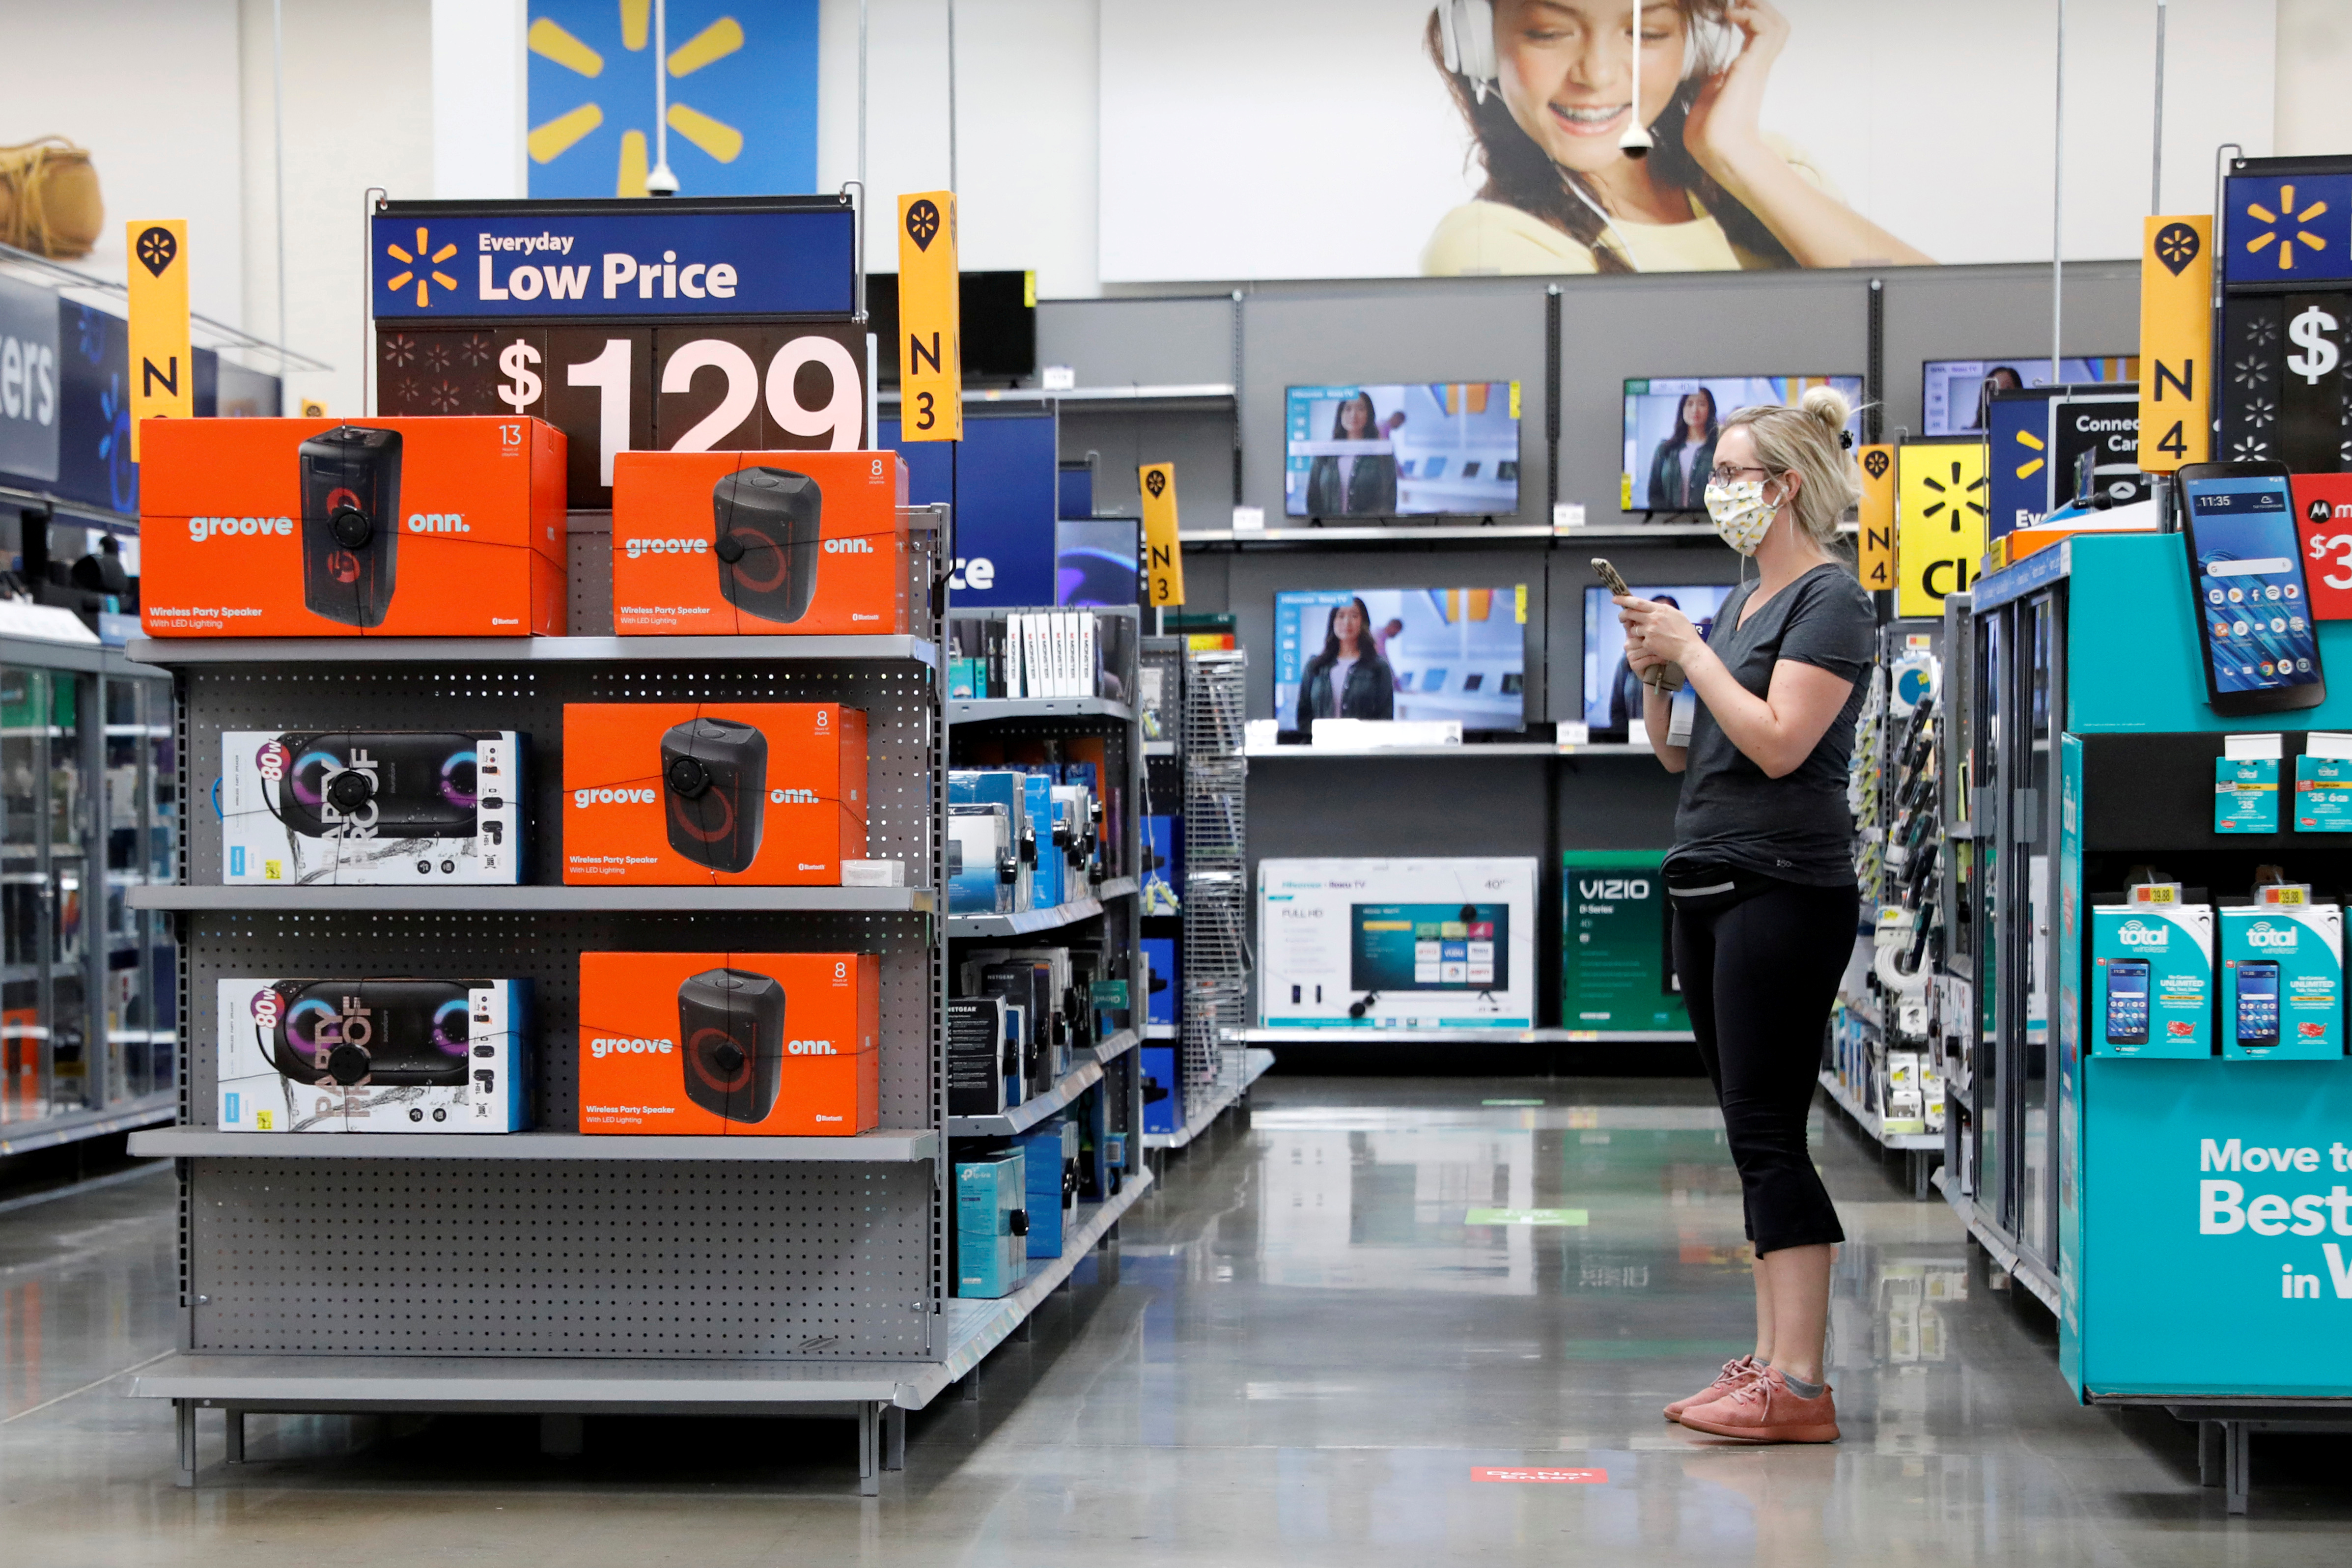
[955,1149,1028,1298]
[950,771,1034,911]
[1142,1044,1181,1136]
[1016,1120,1078,1259]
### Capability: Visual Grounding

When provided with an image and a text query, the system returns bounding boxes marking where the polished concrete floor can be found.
[4,1077,2349,1564]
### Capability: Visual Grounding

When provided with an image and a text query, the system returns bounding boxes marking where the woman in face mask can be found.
[1610,384,1875,1444]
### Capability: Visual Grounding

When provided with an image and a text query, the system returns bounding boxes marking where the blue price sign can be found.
[2223,173,2352,286]
[371,201,855,320]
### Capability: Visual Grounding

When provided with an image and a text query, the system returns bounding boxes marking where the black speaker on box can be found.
[661,716,768,872]
[299,425,402,627]
[712,467,821,625]
[267,978,474,1087]
[678,967,785,1122]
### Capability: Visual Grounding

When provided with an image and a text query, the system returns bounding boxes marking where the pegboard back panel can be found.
[188,1158,931,1357]
[184,662,937,888]
[185,909,934,1131]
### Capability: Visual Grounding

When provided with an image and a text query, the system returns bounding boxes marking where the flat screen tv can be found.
[865,270,1036,384]
[1284,382,1520,519]
[1350,902,1509,993]
[1274,586,1526,733]
[1621,376,1863,512]
[1923,356,2137,435]
[1582,582,1738,738]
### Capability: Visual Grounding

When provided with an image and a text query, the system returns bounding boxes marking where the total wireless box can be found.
[578,952,879,1135]
[611,451,910,634]
[562,703,867,884]
[2090,903,2213,1058]
[140,418,566,636]
[220,729,524,885]
[214,977,532,1132]
[2220,900,2344,1061]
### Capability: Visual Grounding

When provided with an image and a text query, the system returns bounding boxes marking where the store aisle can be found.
[3,1080,2345,1564]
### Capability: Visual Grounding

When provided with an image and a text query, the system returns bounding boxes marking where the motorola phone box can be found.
[609,450,911,635]
[562,702,868,884]
[214,977,533,1132]
[219,730,525,884]
[2219,899,2343,1061]
[577,951,879,1135]
[140,417,567,637]
[2089,904,2212,1058]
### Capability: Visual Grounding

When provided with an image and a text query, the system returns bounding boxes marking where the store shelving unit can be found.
[120,505,1144,1494]
[0,637,177,1156]
[943,604,1148,1267]
[1143,1046,1273,1151]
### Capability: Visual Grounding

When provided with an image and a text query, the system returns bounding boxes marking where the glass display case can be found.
[1946,576,2067,1305]
[0,640,175,1151]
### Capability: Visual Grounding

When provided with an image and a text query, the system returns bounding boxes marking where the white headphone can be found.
[1437,0,1499,103]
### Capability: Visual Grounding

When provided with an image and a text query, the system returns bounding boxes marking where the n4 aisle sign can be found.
[370,198,867,508]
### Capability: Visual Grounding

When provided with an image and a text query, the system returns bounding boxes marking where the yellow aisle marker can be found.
[1857,444,1896,593]
[1140,462,1184,606]
[125,219,191,462]
[896,191,961,442]
[2138,215,2212,472]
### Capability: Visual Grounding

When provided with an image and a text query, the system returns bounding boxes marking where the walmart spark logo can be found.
[525,1,818,200]
[385,227,459,307]
[2225,173,2352,284]
[1918,460,1987,532]
[2012,426,2044,482]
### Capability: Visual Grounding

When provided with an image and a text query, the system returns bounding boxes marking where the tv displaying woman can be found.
[1292,596,1398,734]
[1421,0,1931,276]
[1305,392,1400,517]
[1647,388,1719,509]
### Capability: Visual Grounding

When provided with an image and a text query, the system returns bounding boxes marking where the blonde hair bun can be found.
[1800,384,1852,436]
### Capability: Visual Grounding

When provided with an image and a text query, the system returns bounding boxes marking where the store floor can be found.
[5,1079,2348,1564]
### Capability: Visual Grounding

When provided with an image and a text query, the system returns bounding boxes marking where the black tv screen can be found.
[865,270,1036,385]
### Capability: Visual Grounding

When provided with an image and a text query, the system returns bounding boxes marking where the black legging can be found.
[1671,878,1856,1255]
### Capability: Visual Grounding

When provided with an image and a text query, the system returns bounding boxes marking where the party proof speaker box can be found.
[213,976,532,1133]
[219,729,525,885]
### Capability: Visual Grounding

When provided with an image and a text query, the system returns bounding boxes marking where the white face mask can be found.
[1704,478,1775,555]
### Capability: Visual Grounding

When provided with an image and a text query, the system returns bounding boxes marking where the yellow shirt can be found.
[1420,139,1840,276]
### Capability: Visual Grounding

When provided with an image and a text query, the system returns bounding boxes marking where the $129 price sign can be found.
[376,323,872,508]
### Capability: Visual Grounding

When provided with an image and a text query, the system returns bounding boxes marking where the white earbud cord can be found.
[1561,170,1645,272]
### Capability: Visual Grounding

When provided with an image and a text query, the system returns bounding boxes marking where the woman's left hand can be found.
[1681,0,1792,196]
[1616,594,1706,668]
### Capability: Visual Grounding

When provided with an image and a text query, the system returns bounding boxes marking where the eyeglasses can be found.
[1708,465,1774,486]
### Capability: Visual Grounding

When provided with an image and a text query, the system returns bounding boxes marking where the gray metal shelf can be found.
[947,1060,1102,1138]
[1143,1048,1273,1150]
[1084,1026,1140,1067]
[129,1127,938,1161]
[946,877,1137,937]
[126,634,939,668]
[0,1096,176,1159]
[949,697,1133,724]
[131,885,935,914]
[1234,1026,1693,1044]
[1816,1067,1943,1153]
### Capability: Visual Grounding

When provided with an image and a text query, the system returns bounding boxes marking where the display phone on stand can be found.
[2103,958,2150,1045]
[2178,460,2326,715]
[2235,959,2281,1047]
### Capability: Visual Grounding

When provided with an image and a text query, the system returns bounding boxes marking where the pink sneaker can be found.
[1664,1355,1762,1423]
[1677,1366,1840,1443]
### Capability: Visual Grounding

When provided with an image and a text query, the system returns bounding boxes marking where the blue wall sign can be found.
[371,204,854,320]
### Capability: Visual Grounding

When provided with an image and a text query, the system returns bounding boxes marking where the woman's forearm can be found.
[1642,680,1687,772]
[1714,152,1933,268]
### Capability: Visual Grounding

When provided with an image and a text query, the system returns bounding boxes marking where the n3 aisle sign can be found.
[370,198,865,508]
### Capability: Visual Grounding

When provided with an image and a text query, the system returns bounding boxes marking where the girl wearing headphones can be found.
[1613,386,1876,1442]
[1423,0,1931,274]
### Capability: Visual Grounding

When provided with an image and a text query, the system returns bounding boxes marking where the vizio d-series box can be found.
[2220,901,2344,1061]
[2090,904,2213,1058]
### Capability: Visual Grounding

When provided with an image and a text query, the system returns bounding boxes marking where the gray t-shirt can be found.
[1671,565,1876,887]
